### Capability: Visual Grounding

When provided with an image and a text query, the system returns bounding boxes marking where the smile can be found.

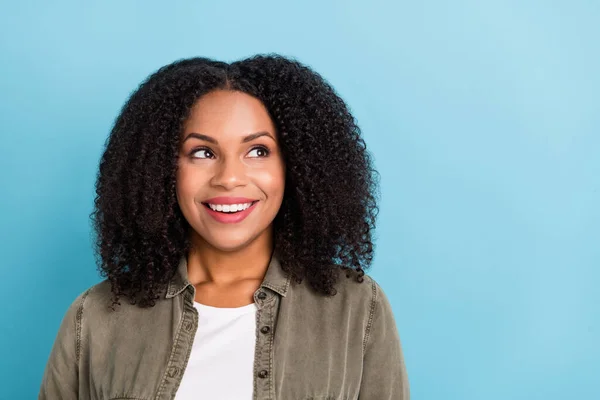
[201,200,259,224]
[205,201,256,213]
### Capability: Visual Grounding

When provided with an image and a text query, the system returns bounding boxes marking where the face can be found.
[176,90,286,252]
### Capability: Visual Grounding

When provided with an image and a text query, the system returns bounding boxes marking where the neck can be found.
[186,229,274,286]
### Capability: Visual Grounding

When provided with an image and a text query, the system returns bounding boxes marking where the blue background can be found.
[1,1,598,398]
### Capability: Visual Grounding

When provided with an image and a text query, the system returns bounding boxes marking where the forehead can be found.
[183,90,275,137]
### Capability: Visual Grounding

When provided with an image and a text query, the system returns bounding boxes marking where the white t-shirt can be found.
[174,300,258,400]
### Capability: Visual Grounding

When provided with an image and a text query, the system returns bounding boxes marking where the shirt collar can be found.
[165,247,291,299]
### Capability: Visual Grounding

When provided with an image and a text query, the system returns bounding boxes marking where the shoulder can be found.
[61,278,137,326]
[289,267,386,324]
[62,279,171,339]
[333,269,401,353]
[58,280,112,325]
[334,267,371,294]
[330,267,385,309]
[49,279,114,354]
[330,268,398,337]
[285,267,395,351]
[73,279,113,311]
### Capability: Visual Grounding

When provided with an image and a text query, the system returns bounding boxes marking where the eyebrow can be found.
[183,131,275,144]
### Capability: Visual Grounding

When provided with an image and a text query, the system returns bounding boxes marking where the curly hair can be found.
[91,53,380,309]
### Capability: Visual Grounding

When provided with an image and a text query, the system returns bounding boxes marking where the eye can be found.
[247,146,270,158]
[191,147,214,159]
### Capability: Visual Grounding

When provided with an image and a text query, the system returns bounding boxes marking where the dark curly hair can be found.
[91,53,380,309]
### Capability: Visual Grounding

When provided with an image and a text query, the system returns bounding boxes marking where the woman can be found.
[39,54,409,399]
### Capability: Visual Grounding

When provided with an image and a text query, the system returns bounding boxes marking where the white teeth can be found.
[208,202,253,213]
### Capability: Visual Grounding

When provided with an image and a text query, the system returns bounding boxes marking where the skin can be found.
[176,89,286,307]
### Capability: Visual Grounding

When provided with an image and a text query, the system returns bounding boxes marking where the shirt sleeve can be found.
[38,291,86,400]
[359,278,410,399]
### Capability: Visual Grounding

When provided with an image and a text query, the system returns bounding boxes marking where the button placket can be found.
[155,286,198,399]
[253,290,276,399]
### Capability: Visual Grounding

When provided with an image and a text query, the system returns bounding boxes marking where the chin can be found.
[197,230,261,253]
[210,240,253,253]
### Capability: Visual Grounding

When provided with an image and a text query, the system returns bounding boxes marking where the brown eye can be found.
[191,147,214,159]
[247,146,270,158]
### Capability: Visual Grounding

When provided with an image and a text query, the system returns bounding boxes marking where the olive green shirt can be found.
[39,251,409,399]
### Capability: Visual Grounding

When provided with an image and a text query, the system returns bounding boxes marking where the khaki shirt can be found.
[39,251,409,399]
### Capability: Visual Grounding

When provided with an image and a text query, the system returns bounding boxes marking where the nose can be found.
[210,156,248,189]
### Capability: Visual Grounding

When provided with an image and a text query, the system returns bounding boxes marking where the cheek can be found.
[257,167,285,199]
[176,164,202,200]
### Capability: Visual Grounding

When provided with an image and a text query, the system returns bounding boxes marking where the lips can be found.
[201,199,259,224]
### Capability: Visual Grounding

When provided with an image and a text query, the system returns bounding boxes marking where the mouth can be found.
[200,200,260,224]
[201,200,259,214]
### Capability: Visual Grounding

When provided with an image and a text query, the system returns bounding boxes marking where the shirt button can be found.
[257,291,267,300]
[258,369,269,379]
[260,326,271,334]
[167,366,180,378]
